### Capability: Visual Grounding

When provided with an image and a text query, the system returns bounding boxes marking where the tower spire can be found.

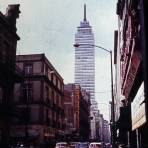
[84,4,86,21]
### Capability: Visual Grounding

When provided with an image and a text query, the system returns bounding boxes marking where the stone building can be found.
[0,4,20,147]
[12,54,64,147]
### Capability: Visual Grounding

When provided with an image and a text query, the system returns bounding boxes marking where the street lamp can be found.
[73,43,115,148]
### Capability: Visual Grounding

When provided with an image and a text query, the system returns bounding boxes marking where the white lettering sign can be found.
[131,82,146,130]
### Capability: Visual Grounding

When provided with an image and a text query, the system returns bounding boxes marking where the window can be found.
[1,41,9,64]
[51,73,53,81]
[21,82,33,102]
[30,107,39,122]
[58,80,60,90]
[59,96,62,107]
[45,65,48,76]
[56,94,59,106]
[56,78,58,86]
[53,75,56,85]
[54,92,57,104]
[52,90,54,100]
[45,86,49,102]
[24,64,33,75]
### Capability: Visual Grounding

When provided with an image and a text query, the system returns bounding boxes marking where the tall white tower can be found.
[74,4,97,139]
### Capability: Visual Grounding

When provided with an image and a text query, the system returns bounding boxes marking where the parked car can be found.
[105,143,111,148]
[70,142,80,148]
[89,142,103,148]
[55,142,68,148]
[76,142,89,148]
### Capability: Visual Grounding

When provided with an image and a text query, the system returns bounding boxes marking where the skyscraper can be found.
[74,4,97,139]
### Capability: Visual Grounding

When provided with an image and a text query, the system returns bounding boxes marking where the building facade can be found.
[64,84,75,139]
[74,4,97,140]
[0,5,20,147]
[12,54,65,147]
[80,89,91,141]
[102,120,110,144]
[95,111,110,144]
[115,0,148,147]
[64,83,90,141]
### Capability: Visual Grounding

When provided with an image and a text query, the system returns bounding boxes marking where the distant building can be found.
[64,83,90,141]
[12,54,64,147]
[64,85,75,137]
[80,89,91,140]
[74,4,97,140]
[98,113,104,142]
[103,120,110,144]
[0,4,20,147]
[95,112,110,144]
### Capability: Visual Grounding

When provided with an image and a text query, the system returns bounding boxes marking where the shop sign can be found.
[131,82,146,130]
[123,51,141,98]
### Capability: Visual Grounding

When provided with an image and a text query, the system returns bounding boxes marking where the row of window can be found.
[75,65,94,68]
[76,55,93,61]
[23,63,64,92]
[45,85,62,107]
[17,82,63,108]
[75,68,95,71]
[14,107,63,128]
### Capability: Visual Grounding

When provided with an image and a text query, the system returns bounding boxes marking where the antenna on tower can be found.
[84,4,87,21]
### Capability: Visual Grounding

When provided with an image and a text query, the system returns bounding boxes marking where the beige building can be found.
[12,54,64,147]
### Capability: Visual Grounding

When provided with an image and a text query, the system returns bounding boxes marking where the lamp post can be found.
[73,43,115,148]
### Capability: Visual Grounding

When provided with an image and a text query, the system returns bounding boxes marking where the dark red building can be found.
[115,0,148,147]
[64,84,90,141]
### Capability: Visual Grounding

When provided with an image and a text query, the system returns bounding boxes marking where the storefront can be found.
[116,105,131,147]
[131,82,148,147]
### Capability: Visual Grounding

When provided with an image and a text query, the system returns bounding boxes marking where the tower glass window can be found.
[74,4,95,110]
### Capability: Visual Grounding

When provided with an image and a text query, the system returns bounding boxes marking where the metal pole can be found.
[136,129,140,148]
[74,43,115,146]
[110,51,115,148]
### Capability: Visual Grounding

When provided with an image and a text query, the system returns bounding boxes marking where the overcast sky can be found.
[1,0,118,120]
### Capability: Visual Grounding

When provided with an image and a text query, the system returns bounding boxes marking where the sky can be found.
[0,0,117,120]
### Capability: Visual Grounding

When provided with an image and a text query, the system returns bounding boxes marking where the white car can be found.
[55,142,68,148]
[89,142,103,148]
